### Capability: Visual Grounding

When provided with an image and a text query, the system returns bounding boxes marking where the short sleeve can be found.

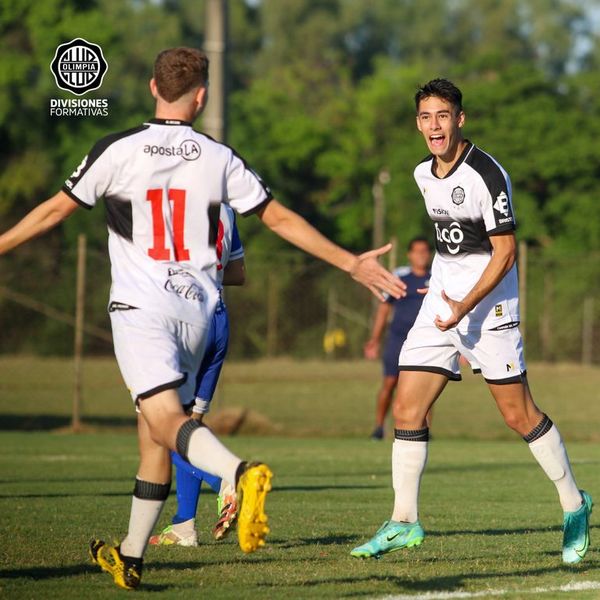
[475,159,516,235]
[62,136,115,209]
[225,149,273,216]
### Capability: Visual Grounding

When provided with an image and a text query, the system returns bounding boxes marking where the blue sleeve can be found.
[230,214,244,255]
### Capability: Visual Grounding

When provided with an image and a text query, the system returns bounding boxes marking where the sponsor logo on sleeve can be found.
[493,191,510,216]
[495,303,503,317]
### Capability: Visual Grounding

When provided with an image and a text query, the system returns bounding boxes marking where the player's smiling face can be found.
[416,96,465,159]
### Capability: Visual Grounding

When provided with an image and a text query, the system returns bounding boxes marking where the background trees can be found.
[1,0,599,359]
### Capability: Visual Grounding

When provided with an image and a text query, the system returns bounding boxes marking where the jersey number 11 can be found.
[146,188,190,261]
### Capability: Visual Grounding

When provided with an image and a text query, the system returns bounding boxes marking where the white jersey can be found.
[413,141,519,332]
[63,118,269,325]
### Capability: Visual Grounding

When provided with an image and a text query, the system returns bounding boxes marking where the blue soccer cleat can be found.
[562,490,593,564]
[351,520,425,559]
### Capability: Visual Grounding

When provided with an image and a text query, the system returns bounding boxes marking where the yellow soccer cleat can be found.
[89,539,143,590]
[236,462,273,553]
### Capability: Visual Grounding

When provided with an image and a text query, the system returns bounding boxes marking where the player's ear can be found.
[416,115,423,132]
[457,110,465,129]
[149,78,158,99]
[195,85,207,109]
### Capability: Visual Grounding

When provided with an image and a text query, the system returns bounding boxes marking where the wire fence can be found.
[0,241,598,364]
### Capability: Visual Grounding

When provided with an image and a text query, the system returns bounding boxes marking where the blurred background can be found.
[1,0,600,365]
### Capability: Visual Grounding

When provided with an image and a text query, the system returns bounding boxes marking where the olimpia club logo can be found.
[50,38,108,95]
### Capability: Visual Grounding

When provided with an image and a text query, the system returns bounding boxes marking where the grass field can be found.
[1,357,600,598]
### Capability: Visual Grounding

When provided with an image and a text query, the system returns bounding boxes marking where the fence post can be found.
[72,234,86,432]
[582,297,594,365]
[518,240,527,346]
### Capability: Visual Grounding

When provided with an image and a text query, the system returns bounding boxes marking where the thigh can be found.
[399,317,462,381]
[457,326,526,384]
[394,369,449,429]
[110,309,185,403]
[488,376,542,434]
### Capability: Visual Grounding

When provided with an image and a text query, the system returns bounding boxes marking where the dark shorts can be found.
[382,332,408,378]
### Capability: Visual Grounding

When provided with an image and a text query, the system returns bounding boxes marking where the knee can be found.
[502,410,531,436]
[392,397,422,429]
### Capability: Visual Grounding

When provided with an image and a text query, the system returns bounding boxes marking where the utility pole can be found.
[204,0,228,142]
[372,169,390,313]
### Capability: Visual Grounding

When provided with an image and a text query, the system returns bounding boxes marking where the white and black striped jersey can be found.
[413,141,519,331]
[62,118,271,325]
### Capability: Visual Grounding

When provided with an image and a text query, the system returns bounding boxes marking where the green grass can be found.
[1,435,599,599]
[1,358,600,598]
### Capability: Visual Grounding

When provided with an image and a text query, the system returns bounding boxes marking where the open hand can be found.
[350,243,407,301]
[364,338,380,360]
[434,290,467,331]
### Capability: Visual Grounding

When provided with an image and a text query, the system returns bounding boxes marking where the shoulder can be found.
[393,266,412,278]
[464,145,510,194]
[91,124,150,157]
[414,154,433,176]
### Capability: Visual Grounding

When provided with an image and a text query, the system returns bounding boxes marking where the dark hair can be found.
[407,236,431,251]
[415,79,463,114]
[154,47,209,103]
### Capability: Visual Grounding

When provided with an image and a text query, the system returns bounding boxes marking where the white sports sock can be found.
[121,495,165,558]
[528,424,582,512]
[172,518,196,538]
[391,439,428,523]
[187,427,241,487]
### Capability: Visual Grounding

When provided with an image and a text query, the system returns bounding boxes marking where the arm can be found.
[0,191,79,255]
[364,302,392,359]
[256,199,406,301]
[222,257,245,286]
[435,232,516,331]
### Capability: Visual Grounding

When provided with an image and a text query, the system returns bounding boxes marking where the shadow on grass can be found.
[273,483,383,493]
[270,534,357,549]
[0,414,135,431]
[427,523,600,537]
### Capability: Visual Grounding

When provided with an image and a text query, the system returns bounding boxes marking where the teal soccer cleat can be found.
[563,490,593,564]
[351,520,425,559]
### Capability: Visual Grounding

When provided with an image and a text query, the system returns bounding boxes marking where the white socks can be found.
[121,479,170,558]
[528,423,582,512]
[391,438,428,523]
[187,426,241,487]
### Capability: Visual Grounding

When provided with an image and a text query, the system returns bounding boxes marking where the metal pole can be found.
[266,272,278,357]
[204,0,228,142]
[582,297,594,365]
[73,234,87,432]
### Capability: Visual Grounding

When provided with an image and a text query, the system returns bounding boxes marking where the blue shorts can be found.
[192,302,230,412]
[382,332,408,378]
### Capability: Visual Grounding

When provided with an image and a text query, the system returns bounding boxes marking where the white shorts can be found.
[398,316,526,384]
[110,308,208,406]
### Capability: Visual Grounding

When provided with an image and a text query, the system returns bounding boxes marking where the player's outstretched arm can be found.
[435,231,516,331]
[256,199,406,301]
[0,191,79,256]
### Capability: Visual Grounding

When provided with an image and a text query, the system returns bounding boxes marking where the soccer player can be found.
[364,237,431,440]
[0,47,404,589]
[351,79,592,564]
[150,203,244,547]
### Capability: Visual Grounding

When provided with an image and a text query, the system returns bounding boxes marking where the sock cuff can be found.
[176,418,202,460]
[133,478,171,501]
[523,413,553,443]
[394,427,429,442]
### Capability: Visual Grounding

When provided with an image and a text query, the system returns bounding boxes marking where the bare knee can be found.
[502,409,542,437]
[392,396,425,429]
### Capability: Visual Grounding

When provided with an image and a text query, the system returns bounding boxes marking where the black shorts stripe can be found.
[484,370,527,385]
[137,374,188,400]
[398,365,462,381]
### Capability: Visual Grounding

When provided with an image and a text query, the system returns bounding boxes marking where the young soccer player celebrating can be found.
[351,79,592,564]
[0,47,404,590]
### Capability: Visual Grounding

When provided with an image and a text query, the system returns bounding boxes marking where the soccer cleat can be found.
[148,524,198,547]
[213,483,238,541]
[350,520,425,559]
[236,462,273,553]
[562,490,593,564]
[89,539,143,590]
